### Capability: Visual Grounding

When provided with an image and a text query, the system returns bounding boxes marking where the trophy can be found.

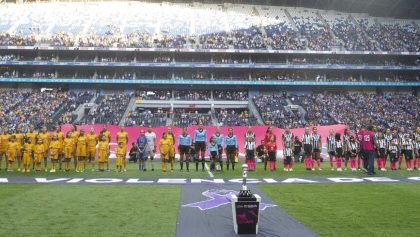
[239,164,252,197]
[231,164,261,234]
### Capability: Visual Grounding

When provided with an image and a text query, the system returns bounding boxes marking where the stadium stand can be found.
[0,2,419,52]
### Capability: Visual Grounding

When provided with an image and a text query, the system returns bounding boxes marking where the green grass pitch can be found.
[0,185,180,237]
[260,183,420,237]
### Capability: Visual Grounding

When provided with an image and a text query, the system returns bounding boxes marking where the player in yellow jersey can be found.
[22,137,34,172]
[165,127,176,172]
[0,128,11,171]
[49,135,60,173]
[52,125,65,171]
[13,127,24,171]
[70,125,80,169]
[98,135,110,172]
[101,124,111,143]
[115,142,126,172]
[87,128,99,171]
[37,126,50,172]
[159,133,173,172]
[63,132,74,172]
[25,125,37,170]
[33,138,45,172]
[76,129,87,172]
[6,136,19,171]
[116,126,129,171]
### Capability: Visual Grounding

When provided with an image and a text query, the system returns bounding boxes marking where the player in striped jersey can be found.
[384,128,393,169]
[348,136,359,171]
[414,127,420,170]
[327,129,336,170]
[282,128,294,170]
[388,138,399,170]
[375,132,387,171]
[302,127,313,171]
[283,143,293,171]
[415,136,420,170]
[311,127,322,171]
[397,127,406,169]
[245,135,256,171]
[335,133,343,171]
[402,134,414,171]
[343,129,351,170]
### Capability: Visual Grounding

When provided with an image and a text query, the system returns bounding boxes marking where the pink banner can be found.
[59,124,348,155]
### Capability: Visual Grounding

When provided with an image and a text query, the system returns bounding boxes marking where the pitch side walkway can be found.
[176,184,319,237]
[1,176,420,185]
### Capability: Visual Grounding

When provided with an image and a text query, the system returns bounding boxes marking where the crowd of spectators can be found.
[135,90,171,100]
[213,91,248,101]
[0,90,83,130]
[172,109,212,127]
[173,90,211,100]
[253,94,304,128]
[1,4,419,52]
[216,109,257,126]
[79,93,131,125]
[288,92,420,132]
[124,109,167,127]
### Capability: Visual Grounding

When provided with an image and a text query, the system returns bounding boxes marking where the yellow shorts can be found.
[98,151,108,163]
[34,153,43,163]
[64,147,73,159]
[76,146,87,157]
[87,147,96,158]
[23,153,31,165]
[116,156,123,166]
[7,151,16,161]
[161,153,169,161]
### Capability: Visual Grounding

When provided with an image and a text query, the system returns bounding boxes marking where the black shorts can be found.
[246,150,254,161]
[195,141,206,152]
[210,151,218,160]
[405,150,413,160]
[268,151,276,161]
[389,153,397,162]
[344,152,351,160]
[336,148,343,157]
[179,145,190,155]
[303,144,312,156]
[328,151,336,156]
[377,148,386,158]
[226,145,236,154]
[284,156,292,165]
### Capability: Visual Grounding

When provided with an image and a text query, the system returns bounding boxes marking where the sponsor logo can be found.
[182,189,276,211]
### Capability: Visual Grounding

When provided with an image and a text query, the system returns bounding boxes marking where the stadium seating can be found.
[0,2,419,52]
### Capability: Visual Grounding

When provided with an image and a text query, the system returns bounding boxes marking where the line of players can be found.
[0,125,126,172]
[1,123,419,173]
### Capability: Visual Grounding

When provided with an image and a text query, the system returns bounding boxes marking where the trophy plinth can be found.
[231,164,261,235]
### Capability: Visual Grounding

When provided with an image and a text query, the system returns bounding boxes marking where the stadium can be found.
[0,0,419,236]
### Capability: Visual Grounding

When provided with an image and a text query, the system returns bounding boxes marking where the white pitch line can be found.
[204,162,214,178]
